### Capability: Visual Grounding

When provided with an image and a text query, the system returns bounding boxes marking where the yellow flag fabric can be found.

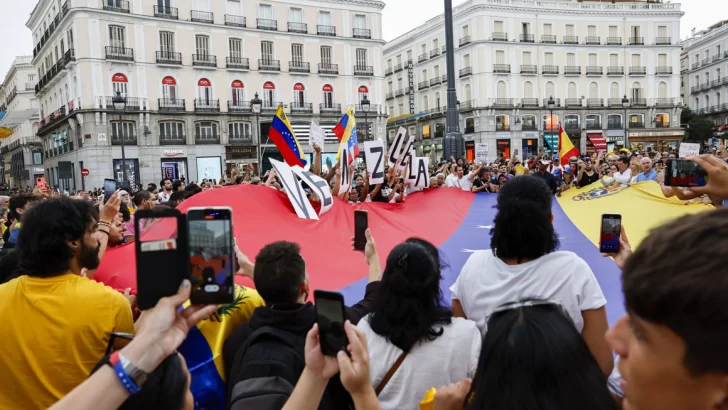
[557,180,713,249]
[0,128,13,139]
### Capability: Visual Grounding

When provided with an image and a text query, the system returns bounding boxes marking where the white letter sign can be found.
[291,166,334,216]
[414,157,430,188]
[338,149,351,196]
[269,159,318,220]
[397,135,415,171]
[364,140,385,184]
[387,127,407,167]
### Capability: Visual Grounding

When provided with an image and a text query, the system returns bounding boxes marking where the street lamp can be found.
[361,94,370,141]
[251,92,263,176]
[547,96,556,155]
[112,91,128,188]
[622,94,630,149]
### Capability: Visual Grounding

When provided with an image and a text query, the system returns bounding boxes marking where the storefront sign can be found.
[407,61,415,114]
[32,167,44,174]
[628,131,685,138]
[225,145,256,159]
[163,149,184,157]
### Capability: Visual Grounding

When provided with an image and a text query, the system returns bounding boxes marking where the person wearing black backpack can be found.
[223,232,382,410]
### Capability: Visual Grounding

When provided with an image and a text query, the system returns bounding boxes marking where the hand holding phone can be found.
[599,214,622,254]
[665,159,708,187]
[353,210,368,251]
[187,207,235,305]
[314,290,349,356]
[35,177,48,191]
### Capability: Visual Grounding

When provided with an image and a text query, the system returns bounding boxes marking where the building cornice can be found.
[680,24,728,51]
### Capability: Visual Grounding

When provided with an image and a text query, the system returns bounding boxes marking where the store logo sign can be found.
[163,149,184,157]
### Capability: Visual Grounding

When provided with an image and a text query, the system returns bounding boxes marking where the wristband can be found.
[109,351,141,394]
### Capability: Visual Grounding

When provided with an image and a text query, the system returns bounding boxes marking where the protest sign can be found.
[397,135,416,171]
[678,142,700,158]
[338,149,351,196]
[475,143,489,163]
[291,165,333,216]
[387,127,407,167]
[364,140,385,184]
[309,121,325,148]
[414,157,430,188]
[269,158,318,220]
[405,150,418,183]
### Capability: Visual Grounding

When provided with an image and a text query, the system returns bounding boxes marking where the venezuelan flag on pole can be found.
[269,106,307,167]
[334,107,359,164]
[557,123,580,165]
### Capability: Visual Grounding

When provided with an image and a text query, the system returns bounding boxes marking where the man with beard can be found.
[0,198,134,410]
[577,157,600,187]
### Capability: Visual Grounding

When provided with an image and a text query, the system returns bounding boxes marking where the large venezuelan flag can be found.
[334,107,358,163]
[268,106,307,167]
[557,123,579,165]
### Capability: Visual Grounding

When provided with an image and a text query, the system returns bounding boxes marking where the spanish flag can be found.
[269,106,307,167]
[557,123,579,166]
[334,107,359,164]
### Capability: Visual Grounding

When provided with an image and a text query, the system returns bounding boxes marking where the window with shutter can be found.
[588,25,596,37]
[568,82,577,99]
[589,53,597,66]
[566,25,574,36]
[589,82,598,98]
[496,50,505,64]
[610,82,619,98]
[567,53,576,66]
[545,52,554,65]
[524,81,533,98]
[497,81,506,98]
[543,24,552,35]
[523,51,532,65]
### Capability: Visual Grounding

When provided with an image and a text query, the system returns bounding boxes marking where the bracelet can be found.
[97,229,110,236]
[109,351,141,395]
[98,221,112,228]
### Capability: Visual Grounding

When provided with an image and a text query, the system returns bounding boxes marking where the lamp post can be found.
[251,92,263,176]
[361,94,370,141]
[547,96,555,155]
[112,91,128,187]
[622,95,630,149]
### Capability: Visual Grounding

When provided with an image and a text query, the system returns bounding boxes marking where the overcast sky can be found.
[0,0,721,83]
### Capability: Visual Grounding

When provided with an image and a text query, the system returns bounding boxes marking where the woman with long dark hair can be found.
[358,240,481,409]
[449,176,613,375]
[463,301,619,410]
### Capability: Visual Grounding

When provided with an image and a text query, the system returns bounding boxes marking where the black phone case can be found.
[134,208,188,310]
[188,209,235,305]
[314,290,348,356]
[354,211,368,251]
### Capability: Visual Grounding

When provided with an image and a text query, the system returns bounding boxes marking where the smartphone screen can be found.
[665,159,708,187]
[103,179,118,200]
[188,207,235,305]
[314,290,348,356]
[354,210,368,251]
[599,214,622,254]
[35,177,48,190]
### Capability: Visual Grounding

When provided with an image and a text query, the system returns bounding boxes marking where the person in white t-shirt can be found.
[445,166,474,191]
[358,238,481,410]
[449,175,613,376]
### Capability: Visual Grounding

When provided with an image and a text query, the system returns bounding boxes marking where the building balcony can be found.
[224,14,245,27]
[259,59,281,71]
[288,22,307,34]
[290,102,313,114]
[521,98,539,108]
[460,100,475,111]
[262,103,280,114]
[692,62,699,70]
[632,98,647,107]
[690,85,700,93]
[192,54,217,68]
[565,98,582,107]
[158,98,185,112]
[156,51,182,65]
[105,46,134,61]
[25,83,34,91]
[385,67,393,76]
[564,66,581,75]
[522,124,538,131]
[629,37,644,45]
[459,36,472,47]
[289,61,310,73]
[317,25,336,36]
[656,66,672,75]
[353,28,371,39]
[496,123,510,131]
[713,55,721,63]
[564,121,580,130]
[655,98,674,107]
[194,99,220,112]
[227,101,251,113]
[587,98,603,108]
[159,136,185,146]
[429,77,442,87]
[195,135,221,145]
[492,32,507,41]
[655,37,671,45]
[430,49,441,58]
[191,10,213,23]
[354,65,374,76]
[318,63,338,75]
[608,66,625,75]
[493,98,513,108]
[418,80,430,90]
[521,65,537,74]
[607,120,623,130]
[585,36,600,45]
[64,48,76,64]
[563,36,579,45]
[459,67,472,78]
[701,58,709,66]
[226,56,249,70]
[356,103,380,115]
[153,5,178,19]
[257,18,277,31]
[395,89,405,97]
[542,65,559,75]
[103,0,130,13]
[700,82,710,91]
[520,34,535,43]
[111,135,137,146]
[541,34,557,44]
[394,63,403,72]
[441,74,448,83]
[320,103,341,115]
[606,37,622,45]
[493,64,510,73]
[103,96,142,111]
[608,98,626,107]
[385,92,394,100]
[418,53,428,63]
[586,66,603,75]
[629,66,646,76]
[543,98,561,107]
[629,121,645,128]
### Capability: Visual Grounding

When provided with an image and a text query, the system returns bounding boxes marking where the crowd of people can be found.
[0,136,726,410]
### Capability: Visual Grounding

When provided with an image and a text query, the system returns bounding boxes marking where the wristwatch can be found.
[118,352,149,387]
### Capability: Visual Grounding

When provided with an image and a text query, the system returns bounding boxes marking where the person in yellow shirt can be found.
[0,196,133,410]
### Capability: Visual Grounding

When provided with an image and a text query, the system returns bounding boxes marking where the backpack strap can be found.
[374,351,408,396]
[241,326,305,361]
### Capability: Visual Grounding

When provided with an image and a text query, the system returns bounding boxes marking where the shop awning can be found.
[587,133,607,150]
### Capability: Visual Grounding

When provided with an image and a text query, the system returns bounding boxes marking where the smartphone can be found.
[314,290,349,356]
[353,210,368,251]
[665,159,708,187]
[599,214,622,254]
[187,207,235,305]
[103,178,118,200]
[35,176,48,190]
